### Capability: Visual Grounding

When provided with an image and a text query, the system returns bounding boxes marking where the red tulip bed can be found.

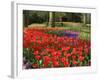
[23,27,91,69]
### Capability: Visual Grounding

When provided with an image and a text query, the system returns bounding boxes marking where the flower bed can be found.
[23,28,91,69]
[46,30,79,38]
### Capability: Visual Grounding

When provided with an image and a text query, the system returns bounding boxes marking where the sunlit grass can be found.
[79,32,90,40]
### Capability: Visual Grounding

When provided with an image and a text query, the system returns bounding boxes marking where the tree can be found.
[23,10,29,27]
[82,13,86,24]
[48,12,55,27]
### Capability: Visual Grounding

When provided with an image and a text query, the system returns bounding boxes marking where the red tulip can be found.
[78,56,84,61]
[56,51,61,57]
[23,28,91,68]
[62,47,70,51]
[60,57,66,63]
[77,51,82,56]
[64,53,71,57]
[32,63,38,68]
[35,55,41,60]
[52,61,59,67]
[43,56,50,61]
[84,48,89,54]
[72,48,77,53]
[43,56,51,67]
[63,61,69,67]
[33,51,39,55]
[72,60,77,65]
[72,55,76,59]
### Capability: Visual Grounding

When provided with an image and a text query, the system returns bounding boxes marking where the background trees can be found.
[23,10,29,27]
[23,10,91,28]
[48,12,55,27]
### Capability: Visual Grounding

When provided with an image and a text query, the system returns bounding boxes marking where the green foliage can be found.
[23,48,36,64]
[45,30,65,37]
[79,32,90,40]
[38,59,43,68]
[54,22,64,27]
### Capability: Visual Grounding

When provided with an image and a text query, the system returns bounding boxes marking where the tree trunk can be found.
[23,11,29,27]
[48,12,55,27]
[86,14,91,24]
[82,13,86,24]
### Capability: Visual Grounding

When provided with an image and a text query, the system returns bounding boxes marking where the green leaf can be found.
[38,59,43,68]
[39,60,42,65]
